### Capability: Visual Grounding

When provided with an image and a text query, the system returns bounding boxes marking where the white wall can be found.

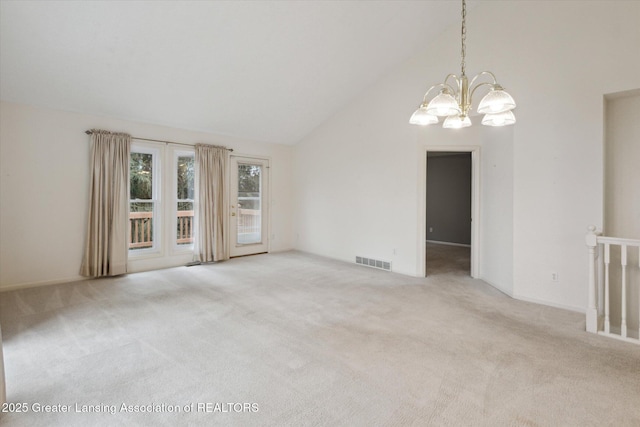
[0,102,294,290]
[293,1,639,311]
[478,126,514,295]
[508,2,639,312]
[292,67,514,295]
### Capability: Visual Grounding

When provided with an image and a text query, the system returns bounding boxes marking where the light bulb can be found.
[426,91,461,117]
[443,115,472,129]
[481,111,516,127]
[477,87,516,114]
[409,106,438,125]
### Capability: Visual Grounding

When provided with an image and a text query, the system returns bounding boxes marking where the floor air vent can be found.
[355,256,391,271]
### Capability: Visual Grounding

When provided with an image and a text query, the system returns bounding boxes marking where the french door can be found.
[229,156,269,257]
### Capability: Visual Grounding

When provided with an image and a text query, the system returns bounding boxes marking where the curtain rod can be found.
[84,130,233,151]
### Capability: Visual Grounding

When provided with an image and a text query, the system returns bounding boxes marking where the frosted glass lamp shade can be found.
[477,88,516,114]
[481,110,516,127]
[425,91,461,117]
[409,106,438,125]
[443,115,472,129]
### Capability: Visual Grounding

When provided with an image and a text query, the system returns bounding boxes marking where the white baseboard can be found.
[480,277,514,298]
[426,240,471,248]
[476,279,585,315]
[513,293,585,314]
[0,275,85,292]
[268,247,295,254]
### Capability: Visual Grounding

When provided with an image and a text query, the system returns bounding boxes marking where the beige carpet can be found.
[426,242,470,277]
[0,250,639,426]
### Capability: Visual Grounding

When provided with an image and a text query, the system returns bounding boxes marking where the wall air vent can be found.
[355,256,391,271]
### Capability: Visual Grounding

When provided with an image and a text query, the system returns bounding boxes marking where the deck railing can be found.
[129,209,260,249]
[586,226,640,344]
[129,211,155,249]
[177,210,194,245]
[238,208,260,233]
[129,210,195,249]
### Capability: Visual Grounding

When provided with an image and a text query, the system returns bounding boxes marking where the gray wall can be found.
[426,153,472,245]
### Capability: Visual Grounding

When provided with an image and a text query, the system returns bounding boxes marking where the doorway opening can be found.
[423,147,479,278]
[603,89,640,336]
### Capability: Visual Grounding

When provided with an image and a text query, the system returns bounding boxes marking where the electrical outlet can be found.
[429,227,433,233]
[551,272,559,282]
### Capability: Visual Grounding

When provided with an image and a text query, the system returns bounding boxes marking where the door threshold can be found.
[229,252,268,259]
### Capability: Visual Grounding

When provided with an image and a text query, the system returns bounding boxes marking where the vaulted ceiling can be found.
[0,1,470,145]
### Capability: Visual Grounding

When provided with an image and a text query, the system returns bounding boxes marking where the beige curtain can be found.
[195,144,229,262]
[0,325,5,406]
[80,130,131,277]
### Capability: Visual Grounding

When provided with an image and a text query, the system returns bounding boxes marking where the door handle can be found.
[231,212,236,216]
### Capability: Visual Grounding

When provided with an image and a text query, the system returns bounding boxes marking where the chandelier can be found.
[410,0,516,128]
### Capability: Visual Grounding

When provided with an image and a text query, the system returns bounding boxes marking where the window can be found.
[127,143,196,263]
[175,152,194,248]
[129,146,160,254]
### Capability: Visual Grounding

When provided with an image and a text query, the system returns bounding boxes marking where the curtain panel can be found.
[194,144,229,262]
[80,130,131,277]
[0,325,5,406]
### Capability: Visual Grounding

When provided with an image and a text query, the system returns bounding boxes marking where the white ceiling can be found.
[0,1,468,145]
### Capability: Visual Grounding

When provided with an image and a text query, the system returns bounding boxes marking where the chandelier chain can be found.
[461,0,466,76]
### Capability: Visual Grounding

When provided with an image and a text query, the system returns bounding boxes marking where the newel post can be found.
[585,225,599,333]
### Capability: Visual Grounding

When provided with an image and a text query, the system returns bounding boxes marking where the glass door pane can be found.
[176,154,194,246]
[237,163,262,245]
[129,151,156,251]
